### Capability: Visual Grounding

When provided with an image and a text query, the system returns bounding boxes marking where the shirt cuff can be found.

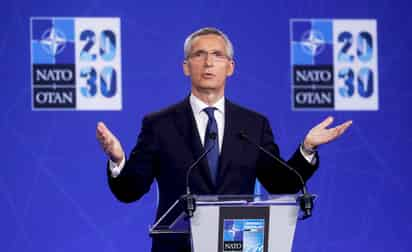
[300,146,317,165]
[109,155,126,178]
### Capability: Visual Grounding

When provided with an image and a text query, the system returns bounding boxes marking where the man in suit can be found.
[96,27,352,252]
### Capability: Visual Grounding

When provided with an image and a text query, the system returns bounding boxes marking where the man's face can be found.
[183,34,234,96]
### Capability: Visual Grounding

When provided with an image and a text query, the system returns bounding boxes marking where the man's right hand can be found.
[96,122,125,166]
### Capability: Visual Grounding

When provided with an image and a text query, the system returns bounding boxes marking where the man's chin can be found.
[192,85,224,94]
[198,79,223,87]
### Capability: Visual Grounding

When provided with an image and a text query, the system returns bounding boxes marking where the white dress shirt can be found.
[189,94,225,153]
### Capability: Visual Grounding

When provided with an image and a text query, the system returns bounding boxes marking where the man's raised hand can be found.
[303,116,352,150]
[96,122,124,165]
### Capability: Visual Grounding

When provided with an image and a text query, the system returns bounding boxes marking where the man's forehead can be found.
[190,34,227,51]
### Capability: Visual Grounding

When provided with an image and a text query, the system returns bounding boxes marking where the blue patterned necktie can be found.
[203,107,219,185]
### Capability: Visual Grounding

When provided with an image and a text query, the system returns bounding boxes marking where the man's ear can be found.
[183,60,190,76]
[226,60,235,77]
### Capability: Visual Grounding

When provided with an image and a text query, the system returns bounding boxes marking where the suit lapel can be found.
[173,98,215,190]
[217,100,244,187]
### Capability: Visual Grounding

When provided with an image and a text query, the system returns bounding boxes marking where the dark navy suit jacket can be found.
[108,97,318,251]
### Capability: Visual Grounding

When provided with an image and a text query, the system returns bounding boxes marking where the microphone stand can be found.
[239,132,315,220]
[150,133,217,237]
[184,133,217,218]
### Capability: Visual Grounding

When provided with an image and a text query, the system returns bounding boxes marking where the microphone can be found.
[238,131,315,220]
[184,132,217,217]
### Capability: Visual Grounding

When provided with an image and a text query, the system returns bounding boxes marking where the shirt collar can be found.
[190,93,225,115]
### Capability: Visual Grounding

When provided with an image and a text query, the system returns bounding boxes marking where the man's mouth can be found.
[202,73,215,79]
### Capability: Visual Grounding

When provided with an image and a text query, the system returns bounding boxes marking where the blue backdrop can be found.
[1,0,411,251]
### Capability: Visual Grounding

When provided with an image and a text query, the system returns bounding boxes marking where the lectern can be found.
[150,194,307,252]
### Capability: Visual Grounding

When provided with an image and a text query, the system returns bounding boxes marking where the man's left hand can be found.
[303,116,352,150]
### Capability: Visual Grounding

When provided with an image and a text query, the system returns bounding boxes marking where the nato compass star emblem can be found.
[300,29,325,56]
[40,27,67,56]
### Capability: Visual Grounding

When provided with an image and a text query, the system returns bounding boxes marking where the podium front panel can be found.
[190,200,299,252]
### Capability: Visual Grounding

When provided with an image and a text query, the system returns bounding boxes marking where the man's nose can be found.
[204,53,214,67]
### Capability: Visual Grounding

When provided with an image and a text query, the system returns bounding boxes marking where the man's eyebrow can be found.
[192,49,224,52]
[192,49,207,52]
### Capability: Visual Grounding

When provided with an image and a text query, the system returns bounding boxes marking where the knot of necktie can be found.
[203,107,216,119]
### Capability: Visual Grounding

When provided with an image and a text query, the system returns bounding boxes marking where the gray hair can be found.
[183,27,234,60]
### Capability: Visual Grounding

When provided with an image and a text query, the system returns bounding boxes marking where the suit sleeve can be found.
[256,117,319,194]
[107,116,159,203]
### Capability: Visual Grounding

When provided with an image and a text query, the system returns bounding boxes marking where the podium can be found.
[150,194,307,252]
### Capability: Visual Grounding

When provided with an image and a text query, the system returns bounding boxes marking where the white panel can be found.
[333,19,378,110]
[191,206,220,252]
[75,18,122,110]
[267,205,298,252]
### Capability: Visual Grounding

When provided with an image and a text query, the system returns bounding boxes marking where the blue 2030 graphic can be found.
[79,29,118,98]
[337,31,374,98]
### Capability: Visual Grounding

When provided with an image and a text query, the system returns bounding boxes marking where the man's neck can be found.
[191,89,224,106]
